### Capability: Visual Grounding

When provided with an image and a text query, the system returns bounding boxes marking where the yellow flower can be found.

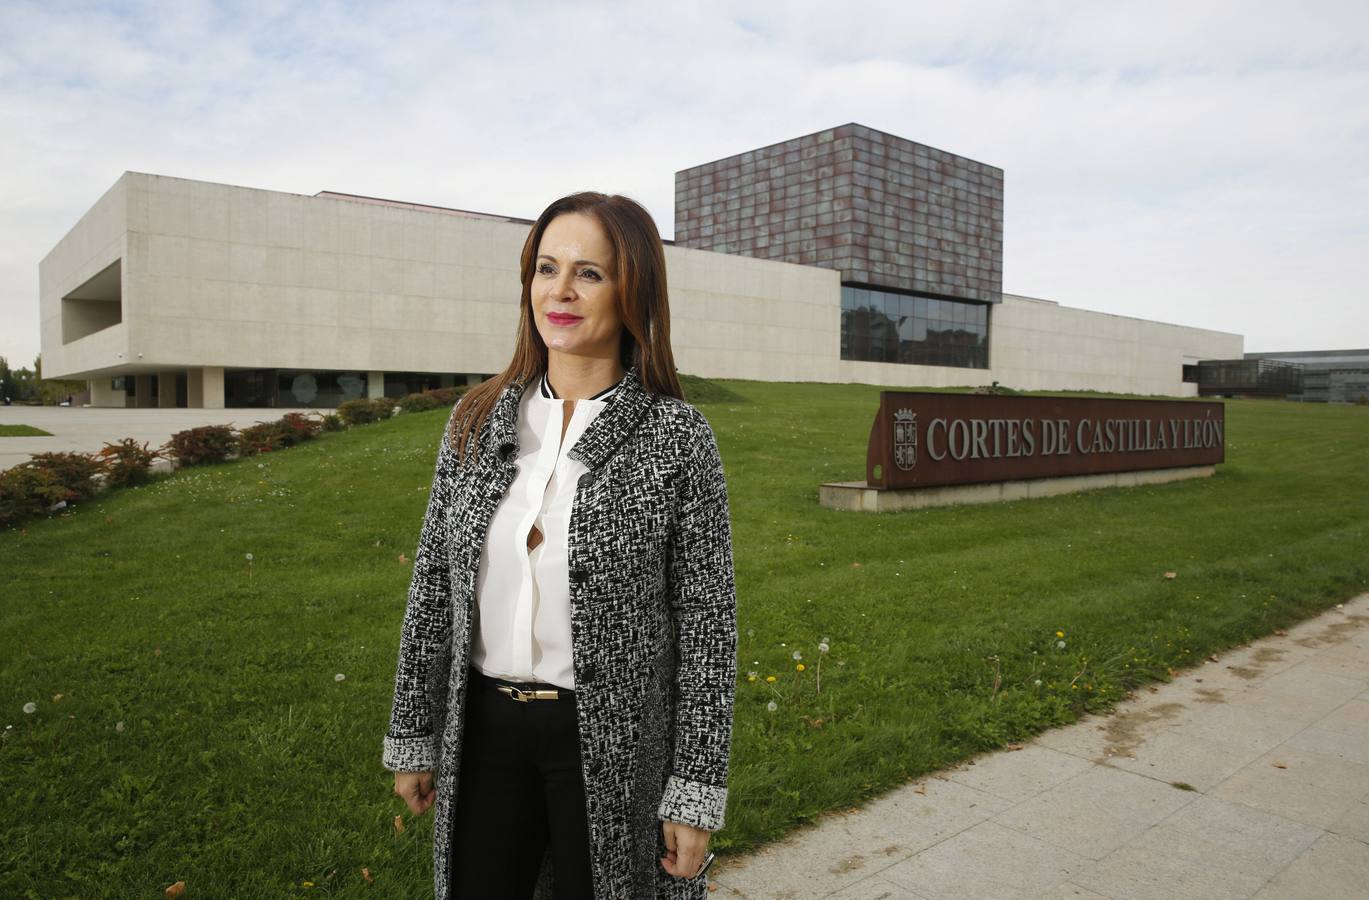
[747,674,757,682]
[1055,630,1064,638]
[766,675,777,683]
[796,663,805,672]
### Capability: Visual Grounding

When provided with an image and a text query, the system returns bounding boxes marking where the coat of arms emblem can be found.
[893,408,917,470]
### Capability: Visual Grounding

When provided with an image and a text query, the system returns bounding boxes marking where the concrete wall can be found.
[39,176,130,381]
[40,172,1242,405]
[666,247,840,381]
[120,172,528,377]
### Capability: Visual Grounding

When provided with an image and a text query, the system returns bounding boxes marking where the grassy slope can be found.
[1,383,1365,897]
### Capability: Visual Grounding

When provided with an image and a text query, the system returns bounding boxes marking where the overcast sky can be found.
[2,0,1366,371]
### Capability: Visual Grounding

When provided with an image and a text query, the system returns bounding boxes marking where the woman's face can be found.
[531,212,623,361]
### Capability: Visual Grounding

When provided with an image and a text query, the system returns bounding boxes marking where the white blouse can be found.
[470,371,621,689]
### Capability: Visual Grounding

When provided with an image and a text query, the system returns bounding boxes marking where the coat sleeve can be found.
[381,413,459,772]
[657,410,738,831]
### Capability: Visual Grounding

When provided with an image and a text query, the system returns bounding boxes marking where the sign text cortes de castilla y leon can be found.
[868,393,1226,490]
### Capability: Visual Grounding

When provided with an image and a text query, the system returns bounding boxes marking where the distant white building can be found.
[40,126,1242,409]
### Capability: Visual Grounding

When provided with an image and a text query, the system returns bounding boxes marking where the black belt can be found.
[470,666,574,703]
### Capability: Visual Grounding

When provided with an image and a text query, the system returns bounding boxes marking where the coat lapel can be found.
[567,364,655,470]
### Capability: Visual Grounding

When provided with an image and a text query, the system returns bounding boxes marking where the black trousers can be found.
[450,667,595,899]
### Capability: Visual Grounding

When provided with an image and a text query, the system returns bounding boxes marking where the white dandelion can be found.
[335,673,346,682]
[22,702,36,715]
[766,701,778,712]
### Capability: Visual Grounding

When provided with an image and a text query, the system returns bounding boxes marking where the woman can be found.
[382,191,737,899]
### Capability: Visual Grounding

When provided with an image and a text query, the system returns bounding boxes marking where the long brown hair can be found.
[447,191,684,462]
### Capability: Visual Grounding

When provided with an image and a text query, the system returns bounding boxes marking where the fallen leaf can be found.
[1147,686,1159,693]
[1195,678,1203,683]
[1274,629,1287,636]
[374,539,382,547]
[52,693,64,702]
[1006,743,1024,751]
[398,553,409,564]
[393,815,405,834]
[361,868,374,884]
[1207,655,1219,662]
[1163,571,1177,580]
[913,784,927,795]
[165,882,186,898]
[105,516,114,525]
[1272,762,1288,769]
[851,562,862,568]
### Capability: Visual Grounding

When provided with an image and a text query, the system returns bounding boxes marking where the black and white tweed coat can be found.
[382,363,737,899]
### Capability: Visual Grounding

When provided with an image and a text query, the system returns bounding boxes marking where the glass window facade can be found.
[841,285,989,369]
[225,369,371,408]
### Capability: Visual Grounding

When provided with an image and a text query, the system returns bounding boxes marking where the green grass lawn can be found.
[0,424,52,436]
[2,382,1366,897]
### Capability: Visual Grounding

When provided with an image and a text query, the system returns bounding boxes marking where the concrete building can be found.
[39,124,1242,408]
[1244,349,1369,403]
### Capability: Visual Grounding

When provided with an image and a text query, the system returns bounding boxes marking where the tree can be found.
[0,356,14,403]
[0,354,82,404]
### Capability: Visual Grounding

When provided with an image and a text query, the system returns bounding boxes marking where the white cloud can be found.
[2,0,1366,369]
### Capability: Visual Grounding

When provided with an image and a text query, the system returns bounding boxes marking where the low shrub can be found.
[96,438,162,488]
[238,420,291,454]
[397,391,442,412]
[278,411,322,444]
[320,413,344,432]
[429,386,468,406]
[337,398,390,426]
[25,451,105,500]
[165,424,239,466]
[0,465,70,526]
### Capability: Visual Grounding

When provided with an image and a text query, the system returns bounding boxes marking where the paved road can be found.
[0,405,331,471]
[711,594,1369,899]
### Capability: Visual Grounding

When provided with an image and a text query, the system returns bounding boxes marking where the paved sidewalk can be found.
[711,594,1369,899]
[0,405,330,471]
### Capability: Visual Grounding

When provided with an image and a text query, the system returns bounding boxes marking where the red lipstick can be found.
[547,312,583,325]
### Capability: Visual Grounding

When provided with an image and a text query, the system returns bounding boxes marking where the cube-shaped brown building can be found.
[674,123,1002,303]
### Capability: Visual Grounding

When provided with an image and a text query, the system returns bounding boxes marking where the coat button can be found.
[577,471,596,489]
[569,567,589,584]
[580,664,596,684]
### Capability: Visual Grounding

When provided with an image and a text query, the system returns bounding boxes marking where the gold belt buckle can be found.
[497,685,559,702]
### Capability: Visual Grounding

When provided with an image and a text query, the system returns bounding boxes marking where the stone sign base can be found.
[820,465,1216,513]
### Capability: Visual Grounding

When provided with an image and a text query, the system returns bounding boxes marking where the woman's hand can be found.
[660,820,710,878]
[394,770,436,815]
